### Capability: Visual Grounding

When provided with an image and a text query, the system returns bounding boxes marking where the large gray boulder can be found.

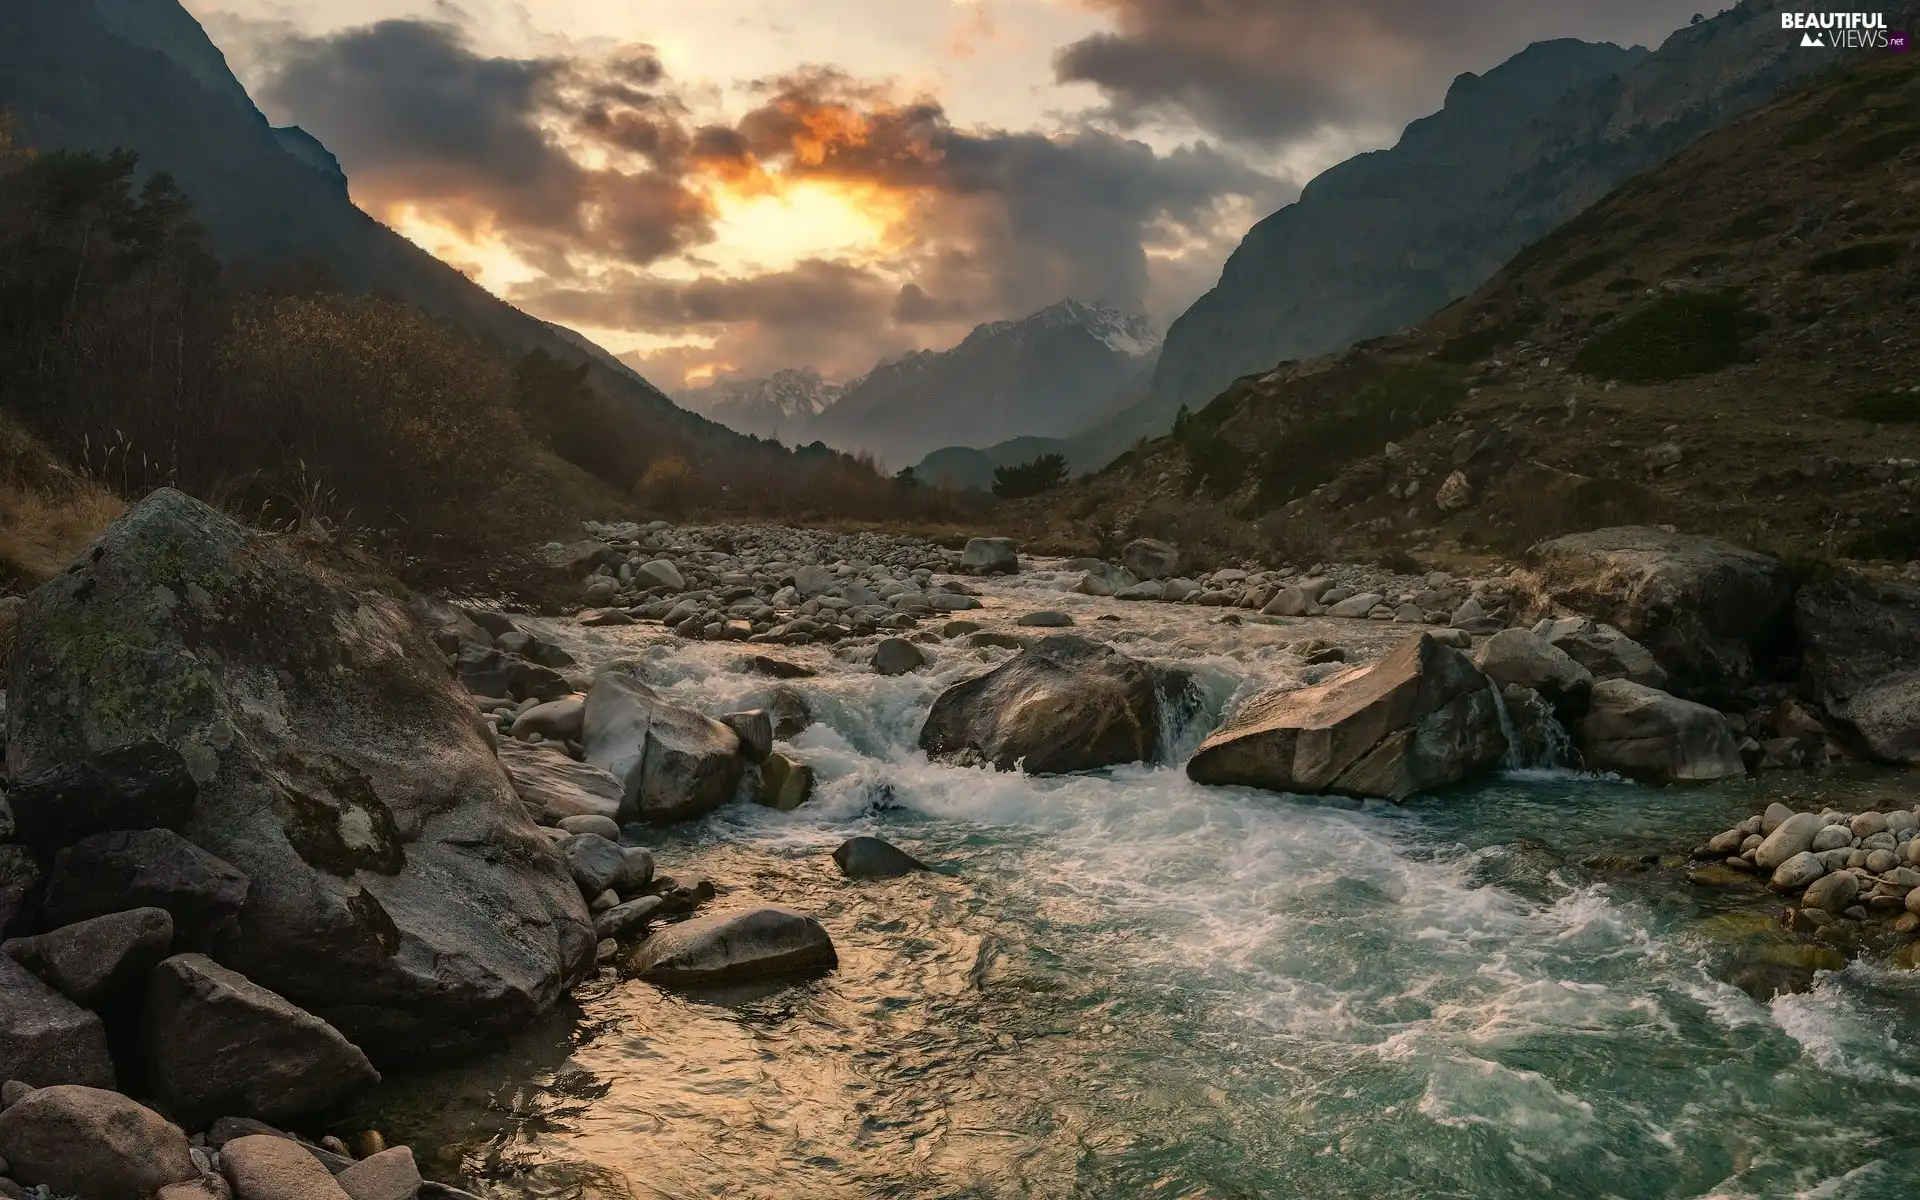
[509,697,584,743]
[0,1085,196,1200]
[581,674,744,823]
[1473,629,1593,721]
[144,953,380,1128]
[959,538,1019,575]
[625,907,836,986]
[1187,634,1506,801]
[2,739,197,850]
[1122,539,1181,581]
[0,955,115,1088]
[1518,528,1793,699]
[1529,616,1668,689]
[1574,679,1745,784]
[40,829,248,954]
[918,636,1188,774]
[3,907,173,1007]
[221,1133,351,1200]
[5,490,593,1062]
[1793,573,1920,764]
[496,740,623,824]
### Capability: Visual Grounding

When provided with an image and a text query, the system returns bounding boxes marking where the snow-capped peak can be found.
[960,299,1161,358]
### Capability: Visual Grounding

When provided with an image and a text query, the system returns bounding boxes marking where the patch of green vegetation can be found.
[1184,433,1255,499]
[1570,293,1771,384]
[1808,241,1903,274]
[1839,126,1919,171]
[1433,317,1535,365]
[1721,203,1790,241]
[1783,108,1846,147]
[1251,364,1467,509]
[1603,277,1647,293]
[1551,250,1626,288]
[1845,521,1920,562]
[1847,391,1920,423]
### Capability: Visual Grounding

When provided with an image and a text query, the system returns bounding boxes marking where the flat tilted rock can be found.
[3,907,174,1006]
[0,954,116,1089]
[144,953,380,1128]
[496,739,623,824]
[39,828,248,953]
[6,489,593,1062]
[581,673,744,823]
[1187,633,1506,801]
[0,1085,195,1200]
[919,636,1189,774]
[625,907,837,986]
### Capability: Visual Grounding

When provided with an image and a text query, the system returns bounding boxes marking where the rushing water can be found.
[347,569,1920,1199]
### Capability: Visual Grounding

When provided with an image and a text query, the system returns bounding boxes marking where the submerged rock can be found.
[581,673,744,824]
[624,907,837,986]
[1794,572,1920,764]
[872,638,927,676]
[1574,679,1744,785]
[833,836,929,879]
[918,636,1187,774]
[5,489,593,1062]
[1186,634,1506,801]
[0,1085,195,1200]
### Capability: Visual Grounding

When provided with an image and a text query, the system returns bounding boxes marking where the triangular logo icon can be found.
[1801,30,1825,46]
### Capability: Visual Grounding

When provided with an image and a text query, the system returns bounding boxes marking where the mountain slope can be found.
[1123,2,1826,459]
[0,0,743,457]
[677,370,845,443]
[809,300,1161,466]
[1030,51,1919,568]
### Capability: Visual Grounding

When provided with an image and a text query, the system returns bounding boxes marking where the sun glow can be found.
[703,178,906,273]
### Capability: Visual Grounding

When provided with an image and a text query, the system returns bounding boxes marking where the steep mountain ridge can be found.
[1104,1,1828,464]
[807,299,1161,466]
[678,369,847,442]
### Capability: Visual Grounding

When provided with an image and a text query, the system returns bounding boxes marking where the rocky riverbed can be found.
[4,499,1920,1198]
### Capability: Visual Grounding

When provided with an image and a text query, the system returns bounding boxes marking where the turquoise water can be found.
[350,596,1920,1199]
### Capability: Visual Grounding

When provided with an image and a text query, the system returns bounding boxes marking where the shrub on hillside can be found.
[1848,391,1920,423]
[1807,241,1903,275]
[1252,363,1466,509]
[992,453,1069,499]
[1569,293,1770,383]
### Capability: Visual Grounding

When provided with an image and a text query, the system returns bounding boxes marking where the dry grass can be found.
[0,414,124,587]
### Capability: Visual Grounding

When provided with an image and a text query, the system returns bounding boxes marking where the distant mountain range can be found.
[691,300,1161,469]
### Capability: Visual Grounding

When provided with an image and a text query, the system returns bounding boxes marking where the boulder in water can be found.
[624,907,837,986]
[1793,572,1920,764]
[1473,629,1593,721]
[1573,679,1745,784]
[755,751,815,812]
[960,538,1019,576]
[5,489,594,1062]
[510,698,584,742]
[1072,563,1138,597]
[872,639,927,676]
[1121,539,1180,581]
[581,674,744,824]
[1186,633,1506,801]
[1529,616,1668,689]
[833,837,928,879]
[918,636,1187,774]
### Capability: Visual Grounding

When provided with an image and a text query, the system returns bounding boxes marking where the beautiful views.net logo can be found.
[1781,11,1901,49]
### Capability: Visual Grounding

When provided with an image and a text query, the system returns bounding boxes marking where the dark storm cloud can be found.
[1056,0,1705,144]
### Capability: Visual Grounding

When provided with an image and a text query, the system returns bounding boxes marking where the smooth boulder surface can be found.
[1188,634,1506,801]
[1519,527,1793,698]
[1530,616,1668,689]
[3,739,197,850]
[563,834,628,897]
[1121,539,1181,581]
[581,674,744,823]
[1794,573,1920,764]
[625,907,837,986]
[0,955,116,1088]
[1753,812,1824,870]
[1473,629,1594,721]
[918,636,1187,774]
[39,829,247,954]
[221,1133,351,1200]
[873,638,928,676]
[1574,679,1745,785]
[144,953,380,1128]
[720,710,774,762]
[960,538,1019,575]
[833,837,929,879]
[509,698,585,743]
[495,740,623,824]
[3,907,173,1006]
[337,1146,422,1200]
[5,490,593,1062]
[0,1085,195,1200]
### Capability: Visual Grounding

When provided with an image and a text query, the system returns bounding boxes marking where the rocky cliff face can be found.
[1126,1,1823,454]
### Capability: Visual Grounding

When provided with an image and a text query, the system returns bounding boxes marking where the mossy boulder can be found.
[5,490,593,1064]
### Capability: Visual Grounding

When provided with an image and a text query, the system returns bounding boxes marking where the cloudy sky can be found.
[190,0,1703,391]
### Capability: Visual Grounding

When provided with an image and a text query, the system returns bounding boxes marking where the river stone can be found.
[1121,539,1180,581]
[1072,563,1138,597]
[1473,630,1594,722]
[1851,811,1888,838]
[625,908,837,986]
[0,1085,194,1200]
[793,565,836,598]
[496,740,623,825]
[919,636,1187,774]
[720,711,774,762]
[1762,803,1794,834]
[336,1146,420,1200]
[1518,528,1793,700]
[1794,573,1920,764]
[1326,593,1385,619]
[3,740,197,851]
[1187,634,1505,802]
[509,698,584,743]
[1016,611,1075,628]
[833,837,928,879]
[755,751,815,812]
[873,638,927,676]
[1530,617,1668,690]
[0,956,114,1089]
[960,538,1019,576]
[1811,824,1854,853]
[221,1134,350,1200]
[563,835,627,897]
[2,907,173,1007]
[1755,813,1826,869]
[594,895,664,943]
[636,560,685,591]
[1261,587,1316,617]
[556,814,619,841]
[581,674,744,824]
[6,491,596,1062]
[145,954,379,1128]
[40,829,248,954]
[1573,680,1745,785]
[0,848,39,940]
[1768,851,1826,892]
